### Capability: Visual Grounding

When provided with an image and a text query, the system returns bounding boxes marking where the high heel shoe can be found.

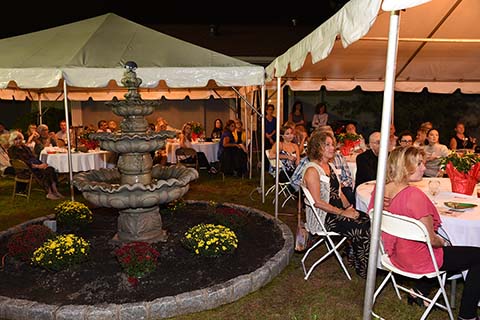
[407,288,429,308]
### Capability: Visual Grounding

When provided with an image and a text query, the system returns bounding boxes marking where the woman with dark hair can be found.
[218,120,247,177]
[211,118,223,140]
[368,146,480,320]
[288,100,306,129]
[311,102,328,129]
[8,131,64,200]
[423,128,450,177]
[302,130,370,278]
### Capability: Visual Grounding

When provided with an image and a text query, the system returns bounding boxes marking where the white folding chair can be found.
[265,149,296,207]
[371,210,454,320]
[300,185,351,280]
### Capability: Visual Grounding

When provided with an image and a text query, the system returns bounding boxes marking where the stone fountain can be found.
[73,62,198,243]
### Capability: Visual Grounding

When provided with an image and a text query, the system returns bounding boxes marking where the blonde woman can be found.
[179,122,217,174]
[368,146,480,319]
[269,124,300,182]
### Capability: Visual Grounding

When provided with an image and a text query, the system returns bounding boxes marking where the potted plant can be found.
[439,151,480,195]
[190,122,204,142]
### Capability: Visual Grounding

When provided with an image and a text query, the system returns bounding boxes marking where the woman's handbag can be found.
[295,211,310,252]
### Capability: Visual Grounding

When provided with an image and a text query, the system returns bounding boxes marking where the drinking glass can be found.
[428,180,441,204]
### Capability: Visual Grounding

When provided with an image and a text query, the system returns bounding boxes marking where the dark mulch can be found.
[0,203,284,305]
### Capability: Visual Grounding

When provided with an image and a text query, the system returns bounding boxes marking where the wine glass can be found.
[428,180,441,204]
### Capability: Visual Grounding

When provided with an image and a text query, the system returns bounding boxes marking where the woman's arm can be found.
[449,137,457,150]
[419,215,447,248]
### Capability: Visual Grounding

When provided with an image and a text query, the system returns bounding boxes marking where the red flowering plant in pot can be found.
[114,242,160,286]
[190,121,204,142]
[7,224,55,262]
[336,132,361,156]
[440,151,480,196]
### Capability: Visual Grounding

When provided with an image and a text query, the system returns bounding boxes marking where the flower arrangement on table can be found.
[7,224,55,262]
[32,234,90,271]
[439,151,480,195]
[114,242,160,285]
[190,121,204,142]
[55,200,93,231]
[78,128,99,151]
[336,132,362,156]
[182,223,238,258]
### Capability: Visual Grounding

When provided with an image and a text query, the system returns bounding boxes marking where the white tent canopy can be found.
[266,0,480,94]
[0,13,264,101]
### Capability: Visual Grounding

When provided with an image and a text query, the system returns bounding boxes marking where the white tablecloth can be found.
[40,150,116,173]
[356,177,480,247]
[166,141,219,164]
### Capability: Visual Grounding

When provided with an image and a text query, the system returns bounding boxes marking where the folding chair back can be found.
[265,149,296,207]
[300,185,351,280]
[176,147,198,171]
[372,210,454,320]
[11,159,34,202]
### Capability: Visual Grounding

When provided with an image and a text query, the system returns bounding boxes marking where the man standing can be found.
[355,131,381,189]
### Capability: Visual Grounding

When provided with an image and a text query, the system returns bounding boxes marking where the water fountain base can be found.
[115,206,168,243]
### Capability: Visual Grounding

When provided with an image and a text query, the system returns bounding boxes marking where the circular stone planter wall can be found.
[0,201,293,320]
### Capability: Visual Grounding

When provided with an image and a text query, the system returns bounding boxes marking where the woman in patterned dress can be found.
[302,130,370,278]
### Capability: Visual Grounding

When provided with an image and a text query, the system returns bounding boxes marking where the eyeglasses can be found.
[400,139,413,143]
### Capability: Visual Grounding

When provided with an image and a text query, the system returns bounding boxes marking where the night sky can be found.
[0,0,347,39]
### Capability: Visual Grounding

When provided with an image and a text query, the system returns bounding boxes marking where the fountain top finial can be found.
[122,61,142,100]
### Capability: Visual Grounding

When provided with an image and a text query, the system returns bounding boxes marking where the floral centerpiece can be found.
[190,122,204,142]
[78,128,99,151]
[114,242,160,285]
[182,223,238,258]
[55,200,93,231]
[336,132,362,156]
[440,151,480,195]
[32,234,90,271]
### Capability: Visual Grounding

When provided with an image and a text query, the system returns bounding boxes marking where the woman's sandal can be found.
[407,288,430,308]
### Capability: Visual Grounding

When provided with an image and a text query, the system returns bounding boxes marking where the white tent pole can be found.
[63,81,75,201]
[274,77,281,219]
[363,10,401,320]
[38,99,43,125]
[261,85,266,203]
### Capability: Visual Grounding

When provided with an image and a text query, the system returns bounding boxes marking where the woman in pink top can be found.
[368,146,480,320]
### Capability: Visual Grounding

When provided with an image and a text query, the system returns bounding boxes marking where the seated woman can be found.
[368,146,480,320]
[8,131,64,200]
[450,121,476,151]
[302,131,370,278]
[232,119,246,146]
[218,120,248,177]
[423,128,450,177]
[179,122,217,174]
[0,133,14,177]
[33,124,58,157]
[268,124,300,183]
[211,118,223,140]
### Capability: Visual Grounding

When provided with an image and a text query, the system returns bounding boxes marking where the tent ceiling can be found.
[266,0,480,94]
[0,13,264,100]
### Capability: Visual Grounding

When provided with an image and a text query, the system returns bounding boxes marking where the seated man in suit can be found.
[355,131,381,190]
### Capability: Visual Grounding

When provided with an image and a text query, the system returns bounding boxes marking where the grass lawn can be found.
[0,168,463,319]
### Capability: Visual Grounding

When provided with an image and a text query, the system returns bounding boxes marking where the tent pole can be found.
[38,99,43,125]
[274,77,281,219]
[63,81,75,201]
[261,85,266,203]
[363,10,401,320]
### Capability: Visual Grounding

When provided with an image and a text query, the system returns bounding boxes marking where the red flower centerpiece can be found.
[336,133,361,156]
[191,122,204,142]
[440,151,480,195]
[78,129,99,151]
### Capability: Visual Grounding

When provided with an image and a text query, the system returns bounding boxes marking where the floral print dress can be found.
[325,172,371,278]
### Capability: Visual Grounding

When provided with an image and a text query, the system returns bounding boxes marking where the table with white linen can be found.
[356,177,480,247]
[166,141,219,164]
[40,149,116,173]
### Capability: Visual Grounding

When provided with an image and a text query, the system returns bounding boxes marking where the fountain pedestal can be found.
[73,63,198,243]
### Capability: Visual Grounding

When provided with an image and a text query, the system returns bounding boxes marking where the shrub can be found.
[7,224,55,262]
[114,242,160,280]
[54,200,93,231]
[32,234,90,271]
[182,224,238,258]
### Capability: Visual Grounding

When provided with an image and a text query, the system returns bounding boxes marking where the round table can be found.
[166,141,219,164]
[40,149,116,173]
[356,177,480,247]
